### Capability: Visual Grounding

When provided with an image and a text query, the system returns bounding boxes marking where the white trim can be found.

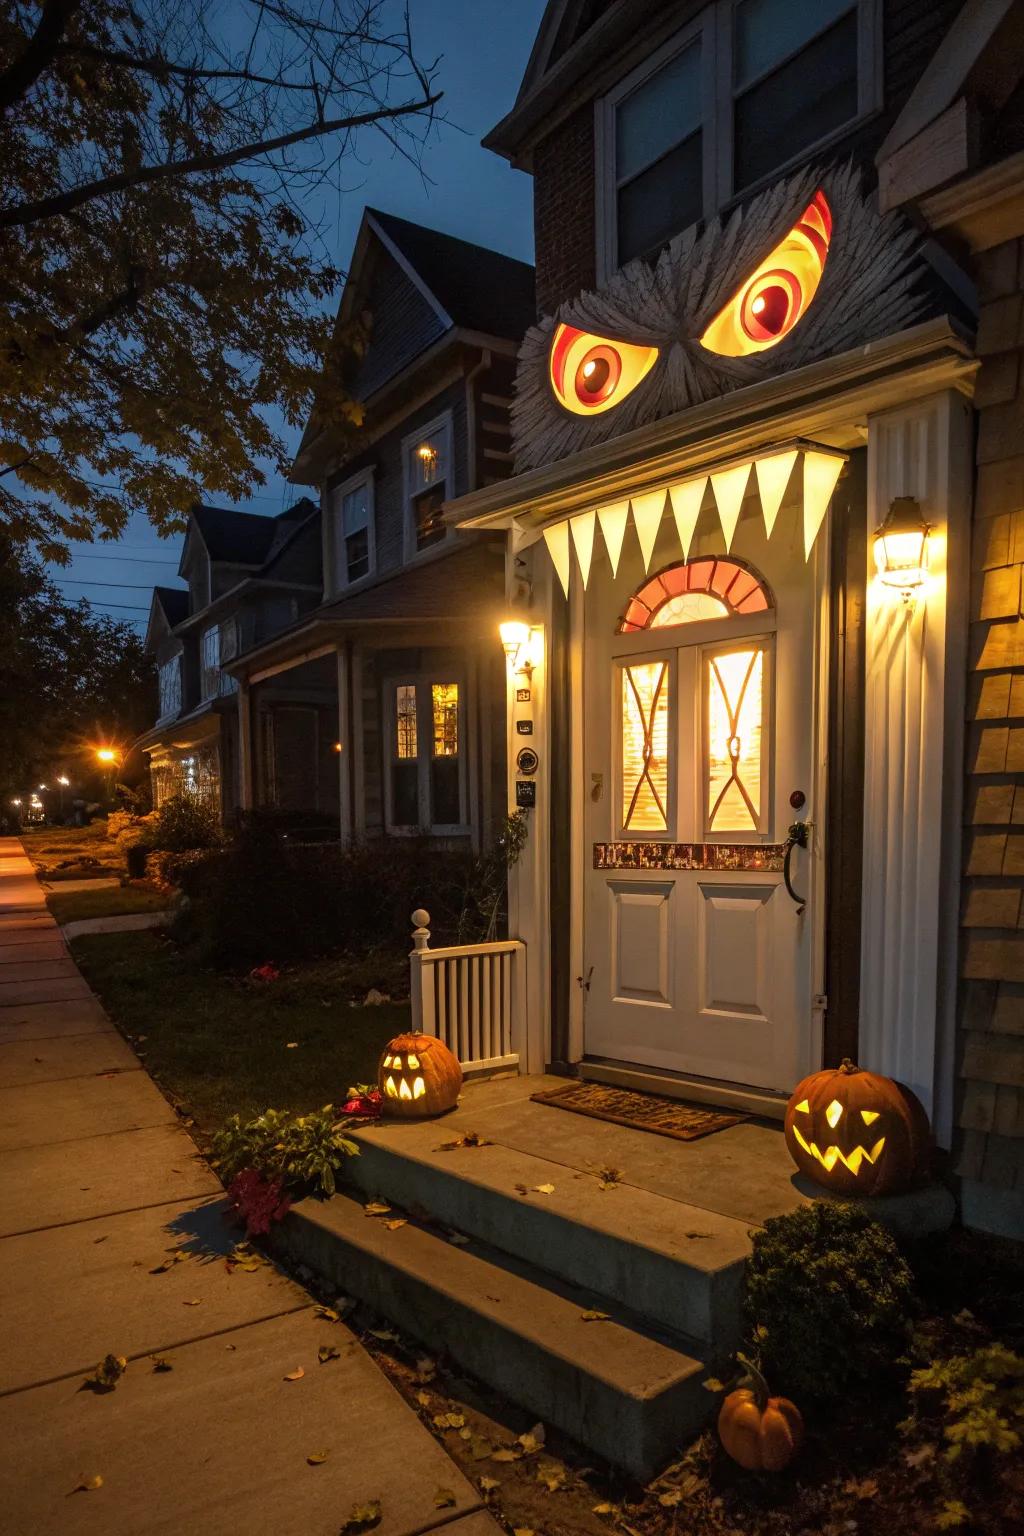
[595,0,881,283]
[402,410,454,562]
[365,211,454,330]
[325,467,376,598]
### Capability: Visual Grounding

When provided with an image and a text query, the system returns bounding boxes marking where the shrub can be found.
[212,1106,359,1198]
[906,1338,1024,1462]
[743,1201,917,1411]
[146,846,216,893]
[125,843,149,879]
[148,793,222,853]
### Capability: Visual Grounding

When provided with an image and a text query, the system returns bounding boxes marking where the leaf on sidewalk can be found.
[341,1500,382,1532]
[315,1305,339,1323]
[383,1218,407,1231]
[150,1356,173,1373]
[68,1474,103,1495]
[363,1201,391,1217]
[518,1424,546,1455]
[283,1366,305,1381]
[433,1488,457,1509]
[581,1310,610,1322]
[306,1450,329,1466]
[183,1298,201,1307]
[80,1354,126,1394]
[436,1131,491,1151]
[532,1183,556,1195]
[318,1344,341,1364]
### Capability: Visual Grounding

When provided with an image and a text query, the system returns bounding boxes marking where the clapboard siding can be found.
[355,256,446,400]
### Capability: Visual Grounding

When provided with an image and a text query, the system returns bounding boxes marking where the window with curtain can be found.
[620,659,671,834]
[705,642,767,834]
[405,415,451,554]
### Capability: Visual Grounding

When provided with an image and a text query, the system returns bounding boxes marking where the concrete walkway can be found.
[0,838,498,1536]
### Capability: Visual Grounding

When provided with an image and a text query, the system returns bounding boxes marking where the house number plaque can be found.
[516,720,534,734]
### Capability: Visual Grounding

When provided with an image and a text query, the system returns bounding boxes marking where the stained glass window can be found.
[706,646,764,833]
[621,660,670,833]
[619,558,771,632]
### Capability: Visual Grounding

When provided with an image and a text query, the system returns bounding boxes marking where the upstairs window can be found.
[403,412,452,556]
[330,470,374,590]
[158,655,182,719]
[200,625,220,701]
[598,0,874,278]
[219,617,239,695]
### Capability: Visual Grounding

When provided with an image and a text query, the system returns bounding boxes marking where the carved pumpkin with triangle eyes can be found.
[378,1032,462,1119]
[784,1059,930,1196]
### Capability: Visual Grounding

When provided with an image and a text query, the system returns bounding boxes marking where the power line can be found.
[75,597,151,612]
[57,578,170,591]
[67,552,181,565]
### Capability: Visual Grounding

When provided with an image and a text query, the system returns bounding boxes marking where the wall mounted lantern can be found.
[499,619,533,678]
[873,496,930,600]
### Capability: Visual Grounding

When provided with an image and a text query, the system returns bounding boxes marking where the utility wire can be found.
[56,578,174,590]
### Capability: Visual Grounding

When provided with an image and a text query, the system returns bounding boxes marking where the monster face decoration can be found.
[514,164,926,471]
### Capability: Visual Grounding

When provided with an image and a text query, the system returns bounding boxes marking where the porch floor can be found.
[413,1072,806,1228]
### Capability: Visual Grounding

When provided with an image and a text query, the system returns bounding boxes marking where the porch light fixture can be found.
[499,619,533,678]
[873,496,930,600]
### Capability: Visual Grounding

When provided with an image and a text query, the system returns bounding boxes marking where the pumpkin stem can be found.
[838,1057,860,1075]
[735,1351,771,1409]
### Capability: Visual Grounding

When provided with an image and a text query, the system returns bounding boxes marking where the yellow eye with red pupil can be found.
[549,323,658,415]
[701,190,832,357]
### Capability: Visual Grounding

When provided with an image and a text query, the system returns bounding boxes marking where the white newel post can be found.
[409,908,433,1035]
[860,389,972,1146]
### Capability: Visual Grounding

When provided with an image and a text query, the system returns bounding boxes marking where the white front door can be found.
[582,508,820,1093]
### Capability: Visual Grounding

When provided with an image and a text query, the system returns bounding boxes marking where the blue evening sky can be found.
[50,0,546,630]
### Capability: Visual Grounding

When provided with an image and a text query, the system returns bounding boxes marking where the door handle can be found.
[783,820,809,915]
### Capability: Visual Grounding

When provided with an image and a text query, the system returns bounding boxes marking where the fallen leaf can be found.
[532,1183,556,1195]
[318,1344,341,1364]
[581,1310,610,1322]
[93,1236,108,1245]
[436,1131,491,1151]
[367,1326,399,1342]
[283,1366,305,1381]
[593,1503,616,1516]
[518,1423,546,1455]
[536,1461,566,1492]
[183,1298,201,1307]
[225,1343,237,1351]
[658,1491,682,1508]
[416,1390,432,1407]
[903,1443,936,1468]
[702,1376,727,1393]
[469,1437,494,1461]
[684,1230,714,1240]
[150,1356,173,1373]
[480,1477,501,1504]
[491,1447,522,1463]
[447,1231,470,1246]
[341,1500,382,1533]
[315,1305,340,1322]
[433,1488,457,1509]
[364,1201,391,1217]
[459,1427,472,1441]
[81,1354,126,1394]
[68,1474,103,1495]
[842,1477,879,1500]
[383,1218,407,1231]
[513,1529,536,1536]
[415,1356,436,1382]
[286,1042,299,1049]
[432,1411,466,1430]
[306,1450,329,1465]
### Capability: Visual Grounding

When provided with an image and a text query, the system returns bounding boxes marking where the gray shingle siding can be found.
[355,258,445,400]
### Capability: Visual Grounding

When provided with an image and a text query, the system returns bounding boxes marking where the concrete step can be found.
[274,1190,710,1481]
[344,1119,751,1348]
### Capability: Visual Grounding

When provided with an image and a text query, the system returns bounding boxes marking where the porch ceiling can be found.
[448,317,976,533]
[137,706,221,755]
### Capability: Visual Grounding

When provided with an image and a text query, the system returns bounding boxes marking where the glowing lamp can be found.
[378,1032,462,1119]
[332,741,342,754]
[96,747,117,764]
[499,619,533,678]
[11,798,21,807]
[57,775,70,786]
[37,784,46,791]
[873,496,930,598]
[784,1058,930,1196]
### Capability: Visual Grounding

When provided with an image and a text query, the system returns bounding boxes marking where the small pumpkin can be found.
[378,1032,462,1118]
[784,1057,930,1196]
[718,1356,803,1473]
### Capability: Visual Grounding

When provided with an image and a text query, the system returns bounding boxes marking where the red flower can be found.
[226,1169,292,1236]
[248,963,280,984]
[342,1088,383,1119]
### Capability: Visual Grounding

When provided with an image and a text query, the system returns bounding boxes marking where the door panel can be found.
[697,881,774,1023]
[608,880,674,1006]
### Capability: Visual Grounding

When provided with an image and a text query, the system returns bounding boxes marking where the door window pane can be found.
[618,132,703,265]
[706,647,764,833]
[734,11,858,189]
[621,660,670,833]
[395,685,417,759]
[616,41,701,181]
[431,683,459,757]
[735,0,854,89]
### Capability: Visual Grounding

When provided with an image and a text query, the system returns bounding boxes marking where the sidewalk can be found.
[0,837,498,1536]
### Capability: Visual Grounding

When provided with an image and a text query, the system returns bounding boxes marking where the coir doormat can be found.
[530,1081,747,1142]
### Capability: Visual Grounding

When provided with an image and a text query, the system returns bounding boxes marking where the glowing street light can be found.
[96,748,118,764]
[57,775,70,787]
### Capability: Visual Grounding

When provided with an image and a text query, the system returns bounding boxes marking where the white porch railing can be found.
[408,909,525,1076]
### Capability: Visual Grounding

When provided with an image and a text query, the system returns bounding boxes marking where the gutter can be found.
[449,317,976,531]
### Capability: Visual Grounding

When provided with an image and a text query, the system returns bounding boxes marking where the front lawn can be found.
[47,883,169,925]
[21,820,123,879]
[71,929,408,1138]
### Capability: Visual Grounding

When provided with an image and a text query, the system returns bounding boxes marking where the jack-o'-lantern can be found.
[378,1033,462,1118]
[718,1356,803,1473]
[784,1058,930,1196]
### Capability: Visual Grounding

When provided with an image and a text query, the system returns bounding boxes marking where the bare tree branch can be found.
[0,0,81,113]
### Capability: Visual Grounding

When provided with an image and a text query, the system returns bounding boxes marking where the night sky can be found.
[48,0,547,631]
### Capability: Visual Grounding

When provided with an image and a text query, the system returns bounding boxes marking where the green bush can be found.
[906,1338,1024,1461]
[212,1106,359,1197]
[146,846,215,892]
[743,1201,917,1410]
[148,793,222,853]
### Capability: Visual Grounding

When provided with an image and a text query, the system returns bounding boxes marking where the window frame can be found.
[614,649,677,841]
[595,0,880,282]
[700,633,775,842]
[401,410,454,562]
[383,672,468,836]
[157,650,183,722]
[327,467,376,595]
[200,624,220,702]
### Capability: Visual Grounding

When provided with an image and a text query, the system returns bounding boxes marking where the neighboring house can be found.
[225,210,535,848]
[139,498,320,820]
[439,0,1023,1238]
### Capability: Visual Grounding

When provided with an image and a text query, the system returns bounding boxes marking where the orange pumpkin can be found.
[378,1032,462,1118]
[718,1358,803,1472]
[784,1057,930,1196]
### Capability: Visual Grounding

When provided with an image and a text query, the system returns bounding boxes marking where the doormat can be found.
[530,1081,747,1142]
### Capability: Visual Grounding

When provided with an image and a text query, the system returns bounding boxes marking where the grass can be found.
[71,929,409,1138]
[21,821,123,879]
[46,884,170,925]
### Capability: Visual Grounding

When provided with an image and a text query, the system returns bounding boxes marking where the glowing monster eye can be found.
[700,191,832,357]
[550,323,659,415]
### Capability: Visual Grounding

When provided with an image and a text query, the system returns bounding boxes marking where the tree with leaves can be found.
[0,0,441,559]
[0,533,155,799]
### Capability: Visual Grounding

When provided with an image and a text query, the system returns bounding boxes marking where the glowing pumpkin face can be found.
[378,1032,462,1119]
[784,1058,930,1197]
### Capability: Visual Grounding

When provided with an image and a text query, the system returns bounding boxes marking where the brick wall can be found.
[957,235,1024,1222]
[533,102,596,316]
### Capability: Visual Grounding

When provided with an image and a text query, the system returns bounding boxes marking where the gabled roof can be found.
[153,586,189,625]
[366,209,535,341]
[191,505,280,565]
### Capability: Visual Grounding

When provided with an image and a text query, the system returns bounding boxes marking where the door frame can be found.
[566,515,833,1089]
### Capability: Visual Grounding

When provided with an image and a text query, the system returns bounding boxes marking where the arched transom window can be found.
[618,558,772,634]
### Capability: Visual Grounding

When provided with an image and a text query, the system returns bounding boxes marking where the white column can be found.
[860,389,972,1145]
[237,681,253,811]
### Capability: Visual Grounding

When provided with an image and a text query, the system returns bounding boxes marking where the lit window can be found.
[621,660,670,833]
[390,679,463,832]
[431,683,460,826]
[396,685,417,759]
[431,683,459,757]
[620,558,771,632]
[405,416,451,554]
[706,646,765,833]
